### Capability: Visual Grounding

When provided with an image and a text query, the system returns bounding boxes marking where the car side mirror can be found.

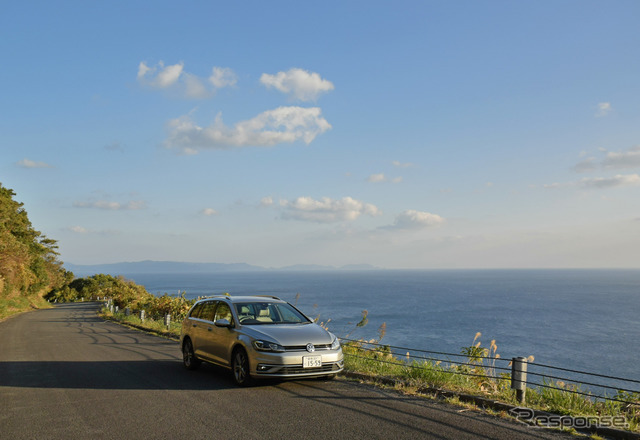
[214,318,232,328]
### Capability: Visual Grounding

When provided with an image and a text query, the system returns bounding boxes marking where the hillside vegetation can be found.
[0,183,73,319]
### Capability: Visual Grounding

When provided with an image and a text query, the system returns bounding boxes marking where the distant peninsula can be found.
[66,260,380,276]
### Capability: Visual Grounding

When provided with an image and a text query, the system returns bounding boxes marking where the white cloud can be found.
[201,208,218,216]
[367,173,386,183]
[573,157,597,173]
[580,174,640,189]
[392,160,414,168]
[573,146,640,172]
[596,102,612,117]
[73,200,147,210]
[383,210,446,230]
[137,62,152,80]
[16,158,53,168]
[366,173,402,183]
[279,196,380,223]
[544,173,640,190]
[602,145,640,169]
[209,67,237,88]
[260,196,274,207]
[126,200,147,210]
[260,68,334,101]
[165,106,331,154]
[182,73,210,99]
[138,61,183,88]
[156,63,183,88]
[137,61,236,99]
[69,226,89,234]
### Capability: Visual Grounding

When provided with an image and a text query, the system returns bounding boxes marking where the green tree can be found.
[0,183,70,299]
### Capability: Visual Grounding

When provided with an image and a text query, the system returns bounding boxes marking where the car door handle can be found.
[207,327,213,331]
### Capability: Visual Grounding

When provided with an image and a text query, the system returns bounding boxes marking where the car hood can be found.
[244,323,334,346]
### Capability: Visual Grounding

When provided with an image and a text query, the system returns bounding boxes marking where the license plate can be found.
[303,355,322,368]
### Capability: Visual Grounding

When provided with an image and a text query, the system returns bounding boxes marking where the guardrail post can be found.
[125,307,130,316]
[164,314,171,328]
[114,305,119,314]
[140,310,146,322]
[511,357,528,403]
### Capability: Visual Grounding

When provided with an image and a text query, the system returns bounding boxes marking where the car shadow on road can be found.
[0,360,241,391]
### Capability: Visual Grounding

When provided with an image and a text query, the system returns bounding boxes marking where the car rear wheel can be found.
[182,339,201,370]
[231,347,252,386]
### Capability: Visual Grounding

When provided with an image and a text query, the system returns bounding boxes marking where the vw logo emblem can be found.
[306,343,315,353]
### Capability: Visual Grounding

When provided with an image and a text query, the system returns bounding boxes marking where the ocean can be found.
[114,269,640,391]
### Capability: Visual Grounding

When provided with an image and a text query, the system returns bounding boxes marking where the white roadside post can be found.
[511,357,528,404]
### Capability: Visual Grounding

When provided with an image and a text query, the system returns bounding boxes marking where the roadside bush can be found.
[60,274,151,307]
[134,292,194,320]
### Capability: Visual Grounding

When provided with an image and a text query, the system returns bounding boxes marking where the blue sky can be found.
[2,1,639,269]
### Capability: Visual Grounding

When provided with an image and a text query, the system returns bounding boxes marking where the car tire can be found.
[182,338,201,370]
[231,347,252,386]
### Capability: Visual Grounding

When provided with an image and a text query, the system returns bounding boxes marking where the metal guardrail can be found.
[339,337,640,407]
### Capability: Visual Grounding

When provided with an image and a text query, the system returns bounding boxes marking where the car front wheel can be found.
[231,347,252,386]
[182,339,201,370]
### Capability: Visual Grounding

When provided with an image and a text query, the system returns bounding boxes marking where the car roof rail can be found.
[197,294,282,301]
[196,293,230,300]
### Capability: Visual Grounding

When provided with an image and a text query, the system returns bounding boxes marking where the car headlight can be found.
[253,340,285,352]
[330,335,341,350]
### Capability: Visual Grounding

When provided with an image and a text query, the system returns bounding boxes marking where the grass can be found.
[0,295,51,321]
[100,308,182,338]
[341,337,640,434]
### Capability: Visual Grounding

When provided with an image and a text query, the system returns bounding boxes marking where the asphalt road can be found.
[0,302,571,440]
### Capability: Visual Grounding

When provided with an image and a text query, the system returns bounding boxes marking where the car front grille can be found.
[280,364,338,375]
[257,362,343,376]
[283,344,332,352]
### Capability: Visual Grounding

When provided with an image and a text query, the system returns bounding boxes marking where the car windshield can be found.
[235,302,310,325]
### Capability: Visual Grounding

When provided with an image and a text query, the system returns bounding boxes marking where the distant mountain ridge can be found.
[65,260,264,275]
[66,260,379,275]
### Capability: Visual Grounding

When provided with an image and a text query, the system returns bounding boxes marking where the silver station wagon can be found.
[180,295,344,386]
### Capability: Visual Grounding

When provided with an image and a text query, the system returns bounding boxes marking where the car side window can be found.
[214,302,233,324]
[199,301,216,322]
[189,302,204,319]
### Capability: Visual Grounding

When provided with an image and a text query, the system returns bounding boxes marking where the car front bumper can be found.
[249,348,344,378]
